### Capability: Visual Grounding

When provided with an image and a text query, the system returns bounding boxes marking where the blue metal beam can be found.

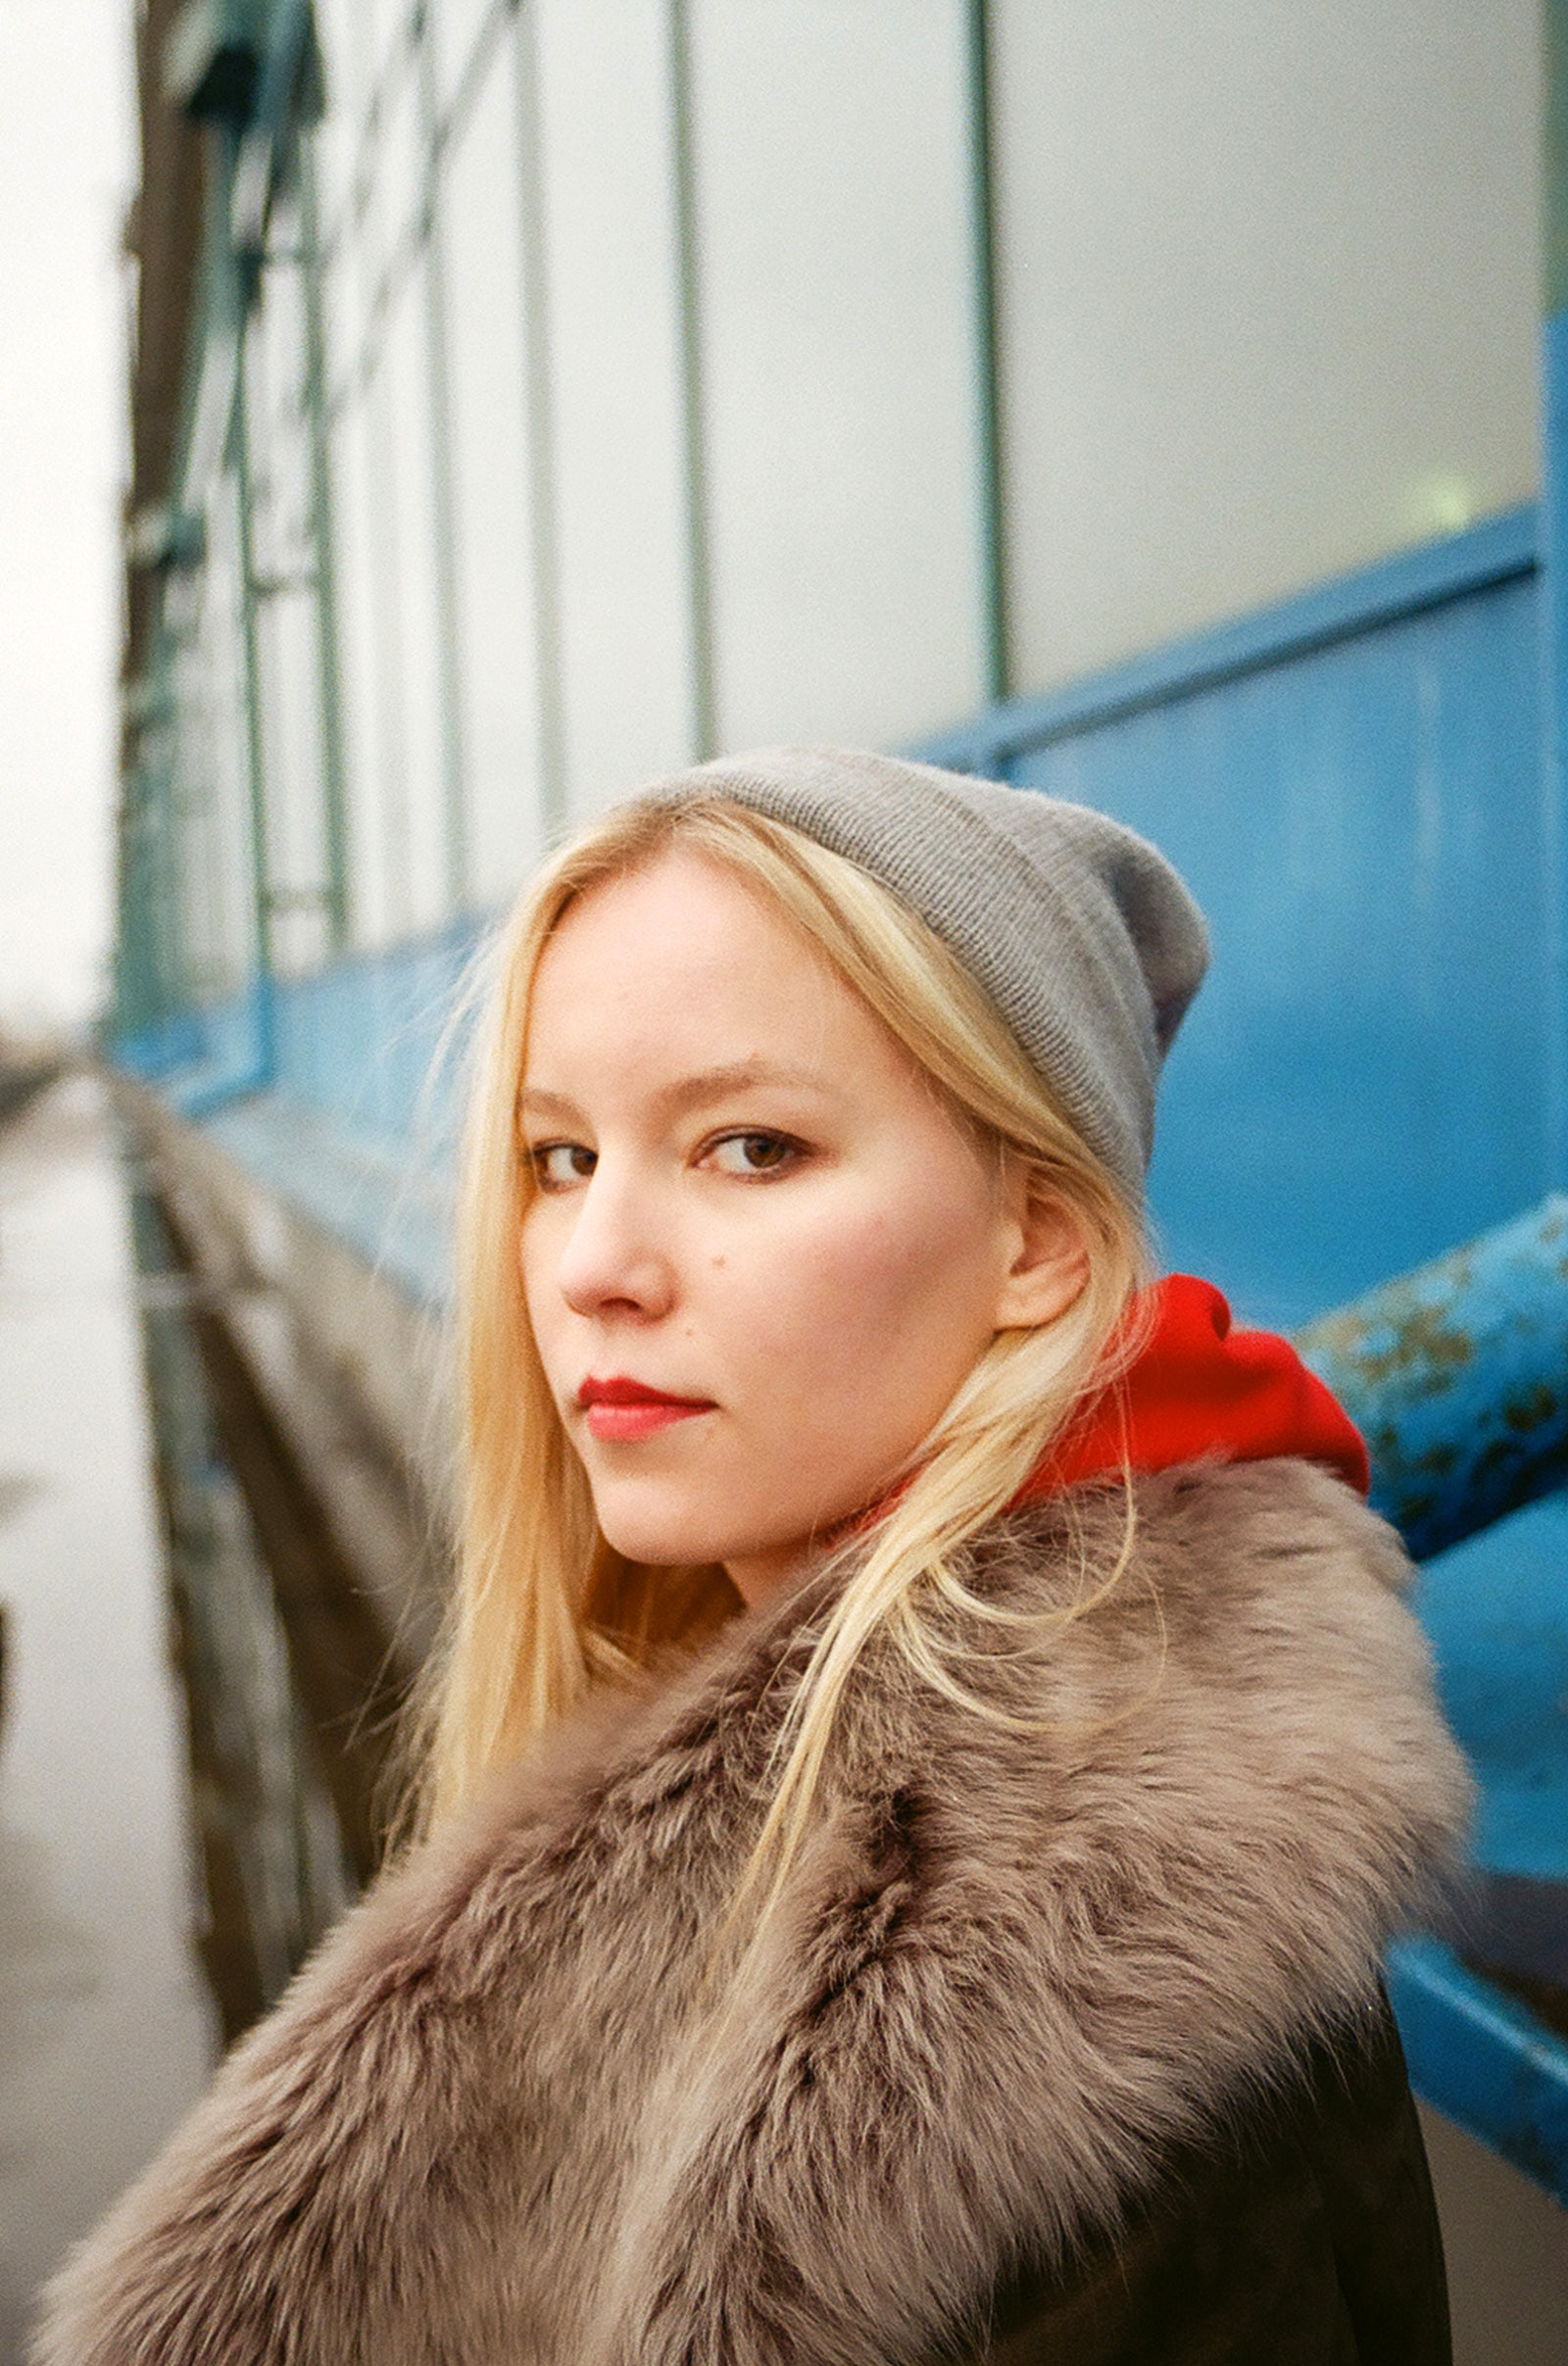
[1543,0,1568,1191]
[1298,1196,1568,1560]
[1291,1194,1568,2201]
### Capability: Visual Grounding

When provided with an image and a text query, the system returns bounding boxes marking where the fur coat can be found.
[35,1458,1471,2365]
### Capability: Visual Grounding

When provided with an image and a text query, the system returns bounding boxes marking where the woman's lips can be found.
[576,1376,716,1443]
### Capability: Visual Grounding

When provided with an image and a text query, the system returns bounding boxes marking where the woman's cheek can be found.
[729,1211,893,1376]
[801,1197,967,1340]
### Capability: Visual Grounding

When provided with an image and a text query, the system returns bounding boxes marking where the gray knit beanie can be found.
[634,746,1209,1207]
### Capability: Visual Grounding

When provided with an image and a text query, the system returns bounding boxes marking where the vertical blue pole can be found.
[1542,0,1568,1185]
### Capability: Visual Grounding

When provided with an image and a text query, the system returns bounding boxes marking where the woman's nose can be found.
[555,1169,675,1319]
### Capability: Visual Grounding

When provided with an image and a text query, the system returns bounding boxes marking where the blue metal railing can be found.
[1299,1197,1568,1562]
[1299,1199,1568,2196]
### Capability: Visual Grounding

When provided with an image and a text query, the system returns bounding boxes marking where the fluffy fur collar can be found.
[38,1459,1470,2366]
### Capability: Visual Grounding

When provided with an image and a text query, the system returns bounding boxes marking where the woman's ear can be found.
[993,1174,1090,1332]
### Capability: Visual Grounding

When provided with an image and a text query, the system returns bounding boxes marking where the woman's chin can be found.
[591,1495,741,1572]
[591,1491,799,1585]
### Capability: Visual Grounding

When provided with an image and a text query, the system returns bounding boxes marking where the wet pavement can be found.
[0,1075,213,2361]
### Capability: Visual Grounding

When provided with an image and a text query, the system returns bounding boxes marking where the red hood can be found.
[1011,1273,1369,1507]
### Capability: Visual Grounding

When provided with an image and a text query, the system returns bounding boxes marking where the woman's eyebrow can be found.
[516,1085,585,1124]
[518,1061,826,1128]
[655,1060,825,1115]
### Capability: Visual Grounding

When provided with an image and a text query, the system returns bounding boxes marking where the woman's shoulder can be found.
[966,1454,1454,1782]
[986,1451,1416,1622]
[922,1457,1472,1947]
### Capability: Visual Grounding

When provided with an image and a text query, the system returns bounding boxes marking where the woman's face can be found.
[519,851,1084,1606]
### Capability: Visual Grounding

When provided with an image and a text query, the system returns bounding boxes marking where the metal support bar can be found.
[230,165,279,1088]
[145,628,190,1030]
[1297,1194,1568,1560]
[513,0,567,841]
[666,0,717,763]
[111,776,166,1047]
[134,101,252,1060]
[230,0,317,256]
[416,1,471,915]
[963,0,1008,709]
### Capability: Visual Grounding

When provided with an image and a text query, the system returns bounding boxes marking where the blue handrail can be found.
[1298,1196,1568,1561]
[1298,1198,1568,2198]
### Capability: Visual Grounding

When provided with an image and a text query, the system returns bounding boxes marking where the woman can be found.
[39,749,1469,2364]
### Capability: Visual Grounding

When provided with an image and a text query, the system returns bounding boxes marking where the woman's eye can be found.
[706,1130,803,1177]
[530,1141,596,1190]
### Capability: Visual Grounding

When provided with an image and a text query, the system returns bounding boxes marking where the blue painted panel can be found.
[119,987,268,1114]
[121,922,490,1154]
[202,1089,455,1306]
[270,919,485,1153]
[1000,569,1550,1327]
[116,1010,207,1078]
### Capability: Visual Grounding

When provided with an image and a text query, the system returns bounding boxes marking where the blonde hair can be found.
[416,794,1152,1865]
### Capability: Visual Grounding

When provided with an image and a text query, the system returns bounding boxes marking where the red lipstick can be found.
[576,1375,715,1442]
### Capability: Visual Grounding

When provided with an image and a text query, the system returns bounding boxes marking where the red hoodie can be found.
[1010,1273,1369,1506]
